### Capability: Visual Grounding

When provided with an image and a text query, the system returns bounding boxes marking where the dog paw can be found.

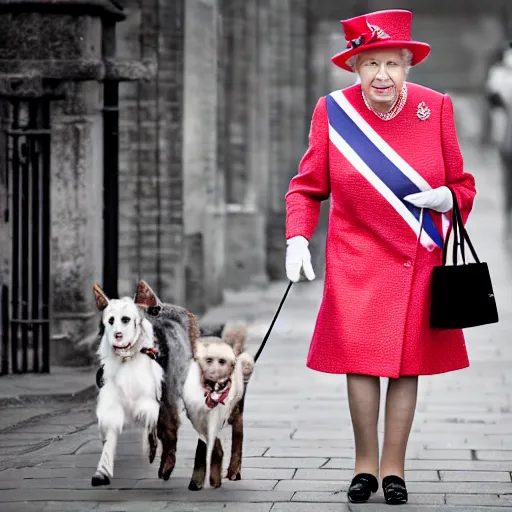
[209,477,222,488]
[91,474,110,487]
[188,480,203,491]
[148,435,157,464]
[158,464,173,481]
[226,468,241,481]
[158,448,176,480]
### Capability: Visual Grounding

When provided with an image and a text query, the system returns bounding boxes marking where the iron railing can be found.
[1,98,51,374]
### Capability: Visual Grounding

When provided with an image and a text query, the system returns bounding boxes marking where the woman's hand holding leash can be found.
[403,186,453,213]
[285,235,316,282]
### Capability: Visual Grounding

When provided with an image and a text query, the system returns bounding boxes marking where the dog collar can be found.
[140,347,159,361]
[201,376,231,409]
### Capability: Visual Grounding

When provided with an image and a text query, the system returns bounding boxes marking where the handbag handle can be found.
[443,188,480,266]
[452,189,480,264]
[443,191,462,266]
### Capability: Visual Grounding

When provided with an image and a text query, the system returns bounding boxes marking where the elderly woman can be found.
[284,9,476,505]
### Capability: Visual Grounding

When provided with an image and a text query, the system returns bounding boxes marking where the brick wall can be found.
[114,0,312,303]
[117,0,186,304]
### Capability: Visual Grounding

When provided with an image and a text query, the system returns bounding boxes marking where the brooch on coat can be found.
[417,102,431,121]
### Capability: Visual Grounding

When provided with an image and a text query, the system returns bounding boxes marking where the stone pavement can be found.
[0,366,96,405]
[1,145,512,511]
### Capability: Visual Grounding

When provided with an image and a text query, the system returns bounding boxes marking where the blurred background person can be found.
[485,41,512,243]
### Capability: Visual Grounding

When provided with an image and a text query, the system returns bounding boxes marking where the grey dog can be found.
[133,279,200,481]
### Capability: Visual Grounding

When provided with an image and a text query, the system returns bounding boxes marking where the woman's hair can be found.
[347,48,413,74]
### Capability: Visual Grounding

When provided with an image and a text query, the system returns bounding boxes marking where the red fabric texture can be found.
[285,83,476,378]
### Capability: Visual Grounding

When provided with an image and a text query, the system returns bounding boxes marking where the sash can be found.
[326,90,448,251]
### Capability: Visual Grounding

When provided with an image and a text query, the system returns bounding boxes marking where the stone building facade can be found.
[0,0,312,370]
[0,0,132,370]
[115,0,310,315]
[0,0,510,371]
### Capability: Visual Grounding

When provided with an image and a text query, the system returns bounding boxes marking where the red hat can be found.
[332,9,431,72]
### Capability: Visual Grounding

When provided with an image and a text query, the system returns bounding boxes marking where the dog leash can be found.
[97,280,294,390]
[253,280,293,363]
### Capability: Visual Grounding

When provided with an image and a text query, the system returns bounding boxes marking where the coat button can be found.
[404,260,412,267]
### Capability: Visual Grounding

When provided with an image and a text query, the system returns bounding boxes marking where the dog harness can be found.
[140,347,159,361]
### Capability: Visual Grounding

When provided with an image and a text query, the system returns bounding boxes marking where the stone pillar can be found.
[252,0,272,216]
[266,0,309,280]
[159,0,187,305]
[266,0,287,280]
[290,0,309,172]
[50,81,104,364]
[220,0,269,291]
[0,109,8,288]
[182,0,225,313]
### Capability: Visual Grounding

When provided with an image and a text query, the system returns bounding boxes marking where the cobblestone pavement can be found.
[1,146,512,511]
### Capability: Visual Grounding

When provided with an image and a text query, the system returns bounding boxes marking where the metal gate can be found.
[0,98,51,374]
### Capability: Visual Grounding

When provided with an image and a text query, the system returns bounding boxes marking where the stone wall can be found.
[116,0,186,305]
[0,114,8,288]
[0,0,314,370]
[116,0,228,313]
[115,0,311,304]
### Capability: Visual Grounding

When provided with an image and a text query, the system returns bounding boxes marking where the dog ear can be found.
[134,279,159,307]
[93,283,109,311]
[222,322,248,357]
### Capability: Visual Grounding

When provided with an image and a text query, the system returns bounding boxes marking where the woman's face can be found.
[356,48,407,111]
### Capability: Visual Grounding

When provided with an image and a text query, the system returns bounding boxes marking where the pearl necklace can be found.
[362,84,408,121]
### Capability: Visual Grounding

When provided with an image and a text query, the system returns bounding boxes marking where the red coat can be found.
[285,83,476,378]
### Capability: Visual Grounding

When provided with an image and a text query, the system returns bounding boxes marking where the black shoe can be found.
[347,473,379,503]
[382,475,408,505]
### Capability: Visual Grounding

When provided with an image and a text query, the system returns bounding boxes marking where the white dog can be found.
[91,283,163,486]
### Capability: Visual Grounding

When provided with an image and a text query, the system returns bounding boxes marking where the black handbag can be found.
[429,189,499,329]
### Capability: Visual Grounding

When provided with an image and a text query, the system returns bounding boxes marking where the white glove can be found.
[285,236,315,283]
[403,186,453,213]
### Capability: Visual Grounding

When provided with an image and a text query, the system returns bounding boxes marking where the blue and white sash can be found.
[326,90,449,251]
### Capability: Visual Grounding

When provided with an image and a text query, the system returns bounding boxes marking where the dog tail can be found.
[221,322,248,356]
